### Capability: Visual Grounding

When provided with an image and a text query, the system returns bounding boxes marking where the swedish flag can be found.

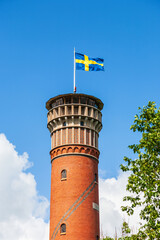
[75,53,104,71]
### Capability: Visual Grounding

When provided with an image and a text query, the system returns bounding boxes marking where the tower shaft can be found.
[46,93,103,240]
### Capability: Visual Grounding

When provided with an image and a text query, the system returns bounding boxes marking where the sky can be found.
[0,0,160,239]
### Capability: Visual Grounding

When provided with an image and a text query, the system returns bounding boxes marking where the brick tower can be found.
[46,93,103,240]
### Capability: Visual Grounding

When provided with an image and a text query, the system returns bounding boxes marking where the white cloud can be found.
[0,134,49,240]
[99,171,142,238]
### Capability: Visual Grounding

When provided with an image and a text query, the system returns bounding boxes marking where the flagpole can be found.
[73,48,76,93]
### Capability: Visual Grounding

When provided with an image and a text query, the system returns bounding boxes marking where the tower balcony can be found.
[46,93,103,161]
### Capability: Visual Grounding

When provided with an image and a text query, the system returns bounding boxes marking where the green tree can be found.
[121,101,160,239]
[103,237,114,240]
[121,221,131,237]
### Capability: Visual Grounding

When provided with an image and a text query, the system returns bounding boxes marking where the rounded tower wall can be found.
[46,93,103,240]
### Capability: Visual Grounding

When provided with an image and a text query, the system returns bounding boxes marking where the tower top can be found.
[46,93,104,111]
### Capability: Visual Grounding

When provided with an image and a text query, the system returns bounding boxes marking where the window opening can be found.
[81,106,85,115]
[80,97,87,104]
[68,106,71,115]
[88,99,95,107]
[60,223,66,234]
[66,97,71,104]
[61,107,65,115]
[74,106,78,115]
[51,102,56,108]
[73,97,79,103]
[56,98,63,106]
[80,121,84,126]
[95,103,98,109]
[63,121,66,126]
[95,173,97,182]
[88,108,91,116]
[61,170,67,179]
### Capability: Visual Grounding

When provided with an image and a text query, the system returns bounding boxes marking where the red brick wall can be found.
[49,154,99,240]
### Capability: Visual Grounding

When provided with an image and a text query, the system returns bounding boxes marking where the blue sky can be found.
[0,0,160,203]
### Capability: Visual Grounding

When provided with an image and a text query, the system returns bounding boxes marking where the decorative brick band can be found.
[50,144,100,162]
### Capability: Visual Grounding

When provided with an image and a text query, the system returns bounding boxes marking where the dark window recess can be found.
[80,121,84,126]
[95,103,98,109]
[55,108,58,116]
[81,107,85,115]
[51,102,56,108]
[95,174,97,182]
[61,107,65,115]
[57,98,63,106]
[80,97,87,104]
[66,97,71,104]
[73,97,79,103]
[61,170,67,179]
[63,122,66,126]
[52,98,64,108]
[88,108,91,116]
[60,223,66,233]
[68,106,71,114]
[88,99,95,107]
[74,106,78,114]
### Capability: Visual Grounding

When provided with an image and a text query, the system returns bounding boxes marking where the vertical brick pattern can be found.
[50,154,99,240]
[62,129,66,145]
[54,132,56,147]
[86,129,89,145]
[80,128,84,144]
[91,130,94,146]
[74,128,78,143]
[57,130,61,146]
[68,128,72,144]
[95,133,98,148]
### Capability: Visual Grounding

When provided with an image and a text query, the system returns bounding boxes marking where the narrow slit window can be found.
[61,170,67,180]
[95,173,97,182]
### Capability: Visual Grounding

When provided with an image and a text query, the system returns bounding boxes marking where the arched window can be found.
[61,169,67,180]
[60,223,66,234]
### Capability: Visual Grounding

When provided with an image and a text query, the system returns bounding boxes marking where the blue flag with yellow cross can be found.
[75,52,104,71]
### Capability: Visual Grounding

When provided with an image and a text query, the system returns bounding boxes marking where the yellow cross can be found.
[76,55,104,71]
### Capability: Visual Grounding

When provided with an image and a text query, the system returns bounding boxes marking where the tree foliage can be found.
[103,237,114,240]
[120,101,160,239]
